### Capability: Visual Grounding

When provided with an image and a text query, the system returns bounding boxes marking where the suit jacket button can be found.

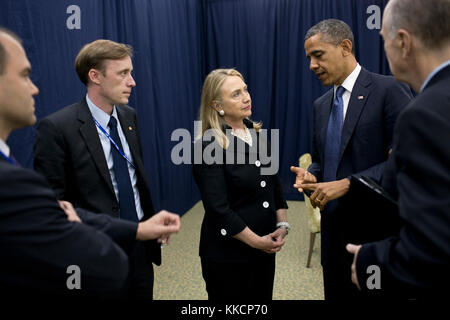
[255,160,261,167]
[221,229,227,236]
[260,180,266,187]
[263,201,269,208]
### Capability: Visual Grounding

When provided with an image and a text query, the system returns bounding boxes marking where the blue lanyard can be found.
[0,149,15,165]
[93,118,135,169]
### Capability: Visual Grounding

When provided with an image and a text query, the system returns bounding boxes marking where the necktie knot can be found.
[336,86,345,99]
[108,116,118,129]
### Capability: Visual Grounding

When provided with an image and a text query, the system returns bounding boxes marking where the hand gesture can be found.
[301,178,350,210]
[290,166,317,192]
[58,200,81,223]
[137,210,181,242]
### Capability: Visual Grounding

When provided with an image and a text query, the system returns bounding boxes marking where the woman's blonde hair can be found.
[197,68,261,148]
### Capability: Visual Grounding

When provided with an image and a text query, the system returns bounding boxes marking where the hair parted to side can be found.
[0,27,22,75]
[385,0,450,49]
[198,68,261,149]
[305,19,355,55]
[75,39,133,86]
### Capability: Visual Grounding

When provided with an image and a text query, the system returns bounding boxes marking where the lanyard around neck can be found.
[93,118,135,169]
[0,149,15,165]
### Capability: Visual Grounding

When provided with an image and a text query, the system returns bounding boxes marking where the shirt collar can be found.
[222,118,255,131]
[420,60,450,92]
[86,94,119,129]
[0,137,10,157]
[334,63,361,96]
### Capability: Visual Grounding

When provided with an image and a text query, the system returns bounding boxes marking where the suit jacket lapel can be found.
[116,106,151,191]
[338,69,371,163]
[117,107,141,168]
[319,90,334,166]
[77,99,115,196]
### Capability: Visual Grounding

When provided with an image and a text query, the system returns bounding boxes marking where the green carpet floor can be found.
[154,200,324,300]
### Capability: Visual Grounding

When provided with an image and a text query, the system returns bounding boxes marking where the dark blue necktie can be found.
[323,86,345,182]
[108,116,139,222]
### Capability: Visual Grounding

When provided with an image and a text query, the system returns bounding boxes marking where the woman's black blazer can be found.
[193,121,288,263]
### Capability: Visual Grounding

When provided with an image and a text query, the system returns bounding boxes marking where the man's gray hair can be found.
[305,19,355,55]
[385,0,450,49]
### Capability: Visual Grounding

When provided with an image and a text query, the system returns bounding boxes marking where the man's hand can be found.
[346,243,362,290]
[300,178,350,210]
[290,166,317,192]
[136,210,181,242]
[58,200,81,223]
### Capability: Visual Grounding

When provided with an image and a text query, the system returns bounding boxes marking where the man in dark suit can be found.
[347,0,450,298]
[0,27,180,298]
[34,39,162,299]
[290,19,412,299]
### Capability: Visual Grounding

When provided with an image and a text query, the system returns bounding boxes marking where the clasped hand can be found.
[257,228,287,254]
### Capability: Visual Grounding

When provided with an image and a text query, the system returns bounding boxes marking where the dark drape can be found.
[1,0,390,215]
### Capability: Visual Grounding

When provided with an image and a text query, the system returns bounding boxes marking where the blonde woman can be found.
[193,69,289,300]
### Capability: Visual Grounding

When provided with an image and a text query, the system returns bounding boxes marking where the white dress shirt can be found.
[86,94,144,221]
[0,137,10,157]
[334,63,362,121]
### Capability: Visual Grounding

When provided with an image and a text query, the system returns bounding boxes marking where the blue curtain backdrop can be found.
[1,0,390,215]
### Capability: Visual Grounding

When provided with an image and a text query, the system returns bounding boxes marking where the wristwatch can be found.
[276,222,291,235]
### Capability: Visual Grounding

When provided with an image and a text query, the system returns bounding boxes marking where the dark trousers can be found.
[126,241,154,299]
[201,256,275,301]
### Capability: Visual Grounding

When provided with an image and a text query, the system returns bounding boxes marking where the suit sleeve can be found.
[76,208,138,254]
[193,160,247,238]
[0,167,131,295]
[356,81,412,182]
[34,118,68,199]
[355,105,450,295]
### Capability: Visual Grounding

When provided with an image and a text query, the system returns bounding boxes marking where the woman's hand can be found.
[234,227,284,253]
[257,234,285,254]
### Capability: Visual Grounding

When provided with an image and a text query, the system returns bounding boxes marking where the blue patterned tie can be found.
[323,86,345,182]
[108,116,139,222]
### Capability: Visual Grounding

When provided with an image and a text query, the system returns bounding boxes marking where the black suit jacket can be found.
[0,158,139,297]
[34,98,160,265]
[193,120,288,263]
[356,65,450,298]
[308,68,412,266]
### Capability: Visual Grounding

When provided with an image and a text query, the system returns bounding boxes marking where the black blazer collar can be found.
[221,117,255,131]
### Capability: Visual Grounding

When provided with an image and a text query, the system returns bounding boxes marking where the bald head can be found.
[384,0,450,49]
